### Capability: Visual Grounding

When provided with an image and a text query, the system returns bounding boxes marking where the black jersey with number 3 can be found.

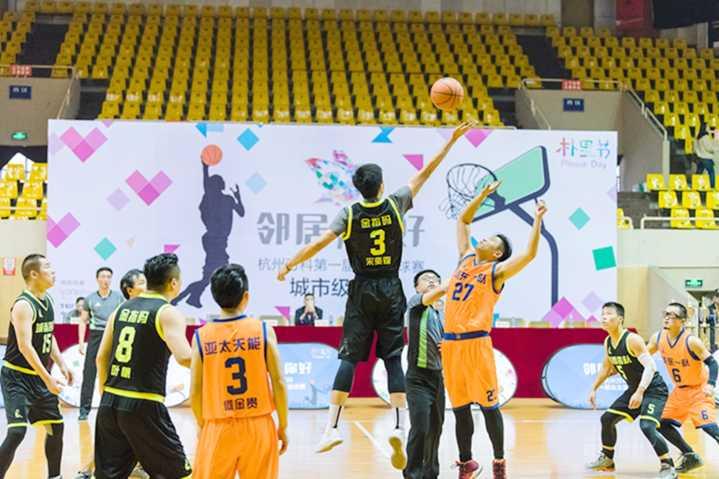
[343,198,404,277]
[4,290,55,372]
[606,330,661,392]
[104,294,171,400]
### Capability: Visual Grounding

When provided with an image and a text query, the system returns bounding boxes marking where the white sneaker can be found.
[315,427,343,453]
[388,428,407,470]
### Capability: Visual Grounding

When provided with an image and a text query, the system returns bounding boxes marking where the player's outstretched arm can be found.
[422,282,449,306]
[159,306,192,368]
[408,120,476,198]
[266,326,289,455]
[278,230,338,281]
[96,311,116,395]
[646,332,659,355]
[189,335,203,428]
[12,300,60,393]
[495,200,547,289]
[456,181,501,257]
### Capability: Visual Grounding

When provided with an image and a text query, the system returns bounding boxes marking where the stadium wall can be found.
[0,77,79,147]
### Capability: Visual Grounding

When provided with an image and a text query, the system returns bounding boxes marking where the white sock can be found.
[326,404,342,429]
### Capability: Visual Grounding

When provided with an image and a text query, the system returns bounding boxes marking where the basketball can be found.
[201,144,223,166]
[430,77,464,111]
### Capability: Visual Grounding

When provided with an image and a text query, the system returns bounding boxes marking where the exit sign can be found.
[10,131,28,141]
[685,279,703,288]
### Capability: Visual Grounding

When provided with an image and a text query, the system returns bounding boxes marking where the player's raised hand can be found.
[450,119,477,142]
[278,427,289,455]
[481,180,501,197]
[535,200,548,220]
[588,389,597,409]
[277,264,290,282]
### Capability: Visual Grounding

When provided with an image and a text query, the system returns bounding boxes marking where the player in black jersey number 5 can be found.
[0,254,73,479]
[94,253,193,479]
[587,302,677,479]
[279,121,476,467]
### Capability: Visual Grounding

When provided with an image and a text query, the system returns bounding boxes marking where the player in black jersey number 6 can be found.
[587,302,677,479]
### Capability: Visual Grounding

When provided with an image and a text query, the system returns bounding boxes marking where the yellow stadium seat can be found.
[707,192,719,210]
[0,198,10,219]
[670,207,692,229]
[691,174,711,192]
[13,197,38,219]
[21,182,44,200]
[3,164,25,182]
[29,163,48,182]
[658,190,678,208]
[696,208,719,229]
[668,174,689,191]
[682,191,702,209]
[617,208,632,229]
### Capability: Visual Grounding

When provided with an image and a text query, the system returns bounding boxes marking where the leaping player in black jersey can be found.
[0,254,73,479]
[587,302,677,479]
[278,120,475,469]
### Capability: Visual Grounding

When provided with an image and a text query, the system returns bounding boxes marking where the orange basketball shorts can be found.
[662,385,716,428]
[442,336,499,409]
[193,414,279,479]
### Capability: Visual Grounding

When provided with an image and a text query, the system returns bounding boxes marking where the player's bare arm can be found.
[50,336,73,386]
[494,200,547,289]
[159,305,192,368]
[12,300,62,394]
[588,353,614,408]
[408,120,476,198]
[266,326,289,455]
[646,332,659,355]
[627,333,657,408]
[456,180,501,256]
[95,311,116,394]
[278,230,338,281]
[189,335,203,427]
[688,335,718,396]
[78,308,89,355]
[422,282,449,306]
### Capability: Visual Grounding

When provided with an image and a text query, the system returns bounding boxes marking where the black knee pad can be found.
[385,356,405,393]
[600,412,620,427]
[332,359,357,392]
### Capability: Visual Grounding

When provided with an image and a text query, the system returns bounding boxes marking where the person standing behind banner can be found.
[78,267,124,421]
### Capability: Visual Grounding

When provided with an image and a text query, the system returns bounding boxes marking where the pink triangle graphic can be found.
[464,129,492,148]
[275,306,290,319]
[164,244,180,253]
[403,154,424,171]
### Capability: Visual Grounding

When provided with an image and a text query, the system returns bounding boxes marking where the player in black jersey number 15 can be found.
[0,254,73,479]
[587,302,677,479]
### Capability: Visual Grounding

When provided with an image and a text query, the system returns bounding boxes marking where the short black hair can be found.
[21,254,45,280]
[713,289,719,298]
[144,254,180,291]
[211,263,249,309]
[496,234,512,262]
[304,293,314,299]
[352,163,383,199]
[120,269,144,300]
[668,302,688,319]
[414,269,441,286]
[75,296,85,303]
[602,301,625,318]
[96,266,113,278]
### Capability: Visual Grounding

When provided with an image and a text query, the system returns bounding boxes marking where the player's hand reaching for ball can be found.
[588,389,597,409]
[231,184,242,202]
[277,264,291,282]
[481,180,501,197]
[278,427,289,455]
[450,120,477,142]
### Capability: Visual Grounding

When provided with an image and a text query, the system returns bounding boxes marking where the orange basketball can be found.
[201,144,223,166]
[430,77,465,111]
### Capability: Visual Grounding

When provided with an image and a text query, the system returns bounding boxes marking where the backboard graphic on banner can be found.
[48,121,617,324]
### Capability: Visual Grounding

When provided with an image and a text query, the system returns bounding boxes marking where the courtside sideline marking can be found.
[352,421,391,458]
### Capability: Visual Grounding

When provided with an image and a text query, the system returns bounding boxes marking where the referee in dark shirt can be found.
[404,269,448,479]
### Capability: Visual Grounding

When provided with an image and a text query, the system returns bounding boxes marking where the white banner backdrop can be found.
[47,120,617,324]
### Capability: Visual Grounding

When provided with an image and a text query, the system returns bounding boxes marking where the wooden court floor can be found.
[4,398,719,478]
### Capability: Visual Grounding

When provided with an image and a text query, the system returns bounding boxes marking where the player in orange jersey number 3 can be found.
[191,264,289,479]
[443,181,547,479]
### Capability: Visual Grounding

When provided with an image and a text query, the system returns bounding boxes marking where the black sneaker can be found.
[676,452,703,473]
